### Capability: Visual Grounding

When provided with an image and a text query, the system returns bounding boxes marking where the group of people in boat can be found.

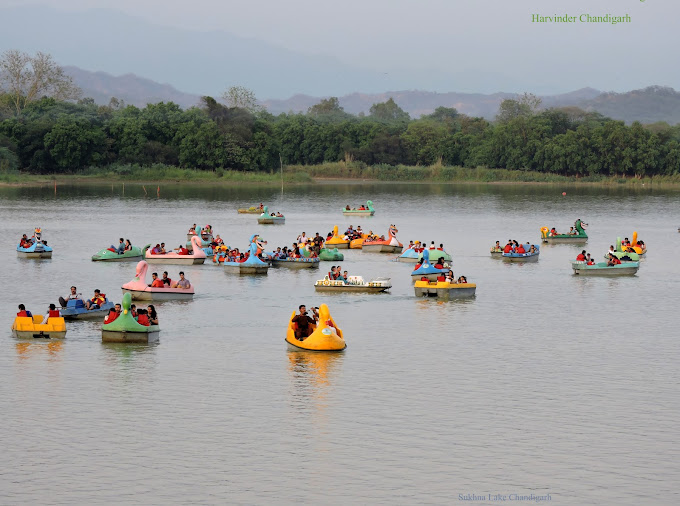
[291,305,320,340]
[188,223,213,236]
[18,233,48,248]
[106,238,134,254]
[502,240,537,255]
[414,256,449,270]
[548,226,582,236]
[272,244,318,260]
[576,250,597,266]
[104,303,159,326]
[58,286,107,310]
[406,240,446,252]
[621,237,646,252]
[17,303,62,324]
[147,271,192,289]
[345,204,368,211]
[296,231,325,254]
[328,265,349,282]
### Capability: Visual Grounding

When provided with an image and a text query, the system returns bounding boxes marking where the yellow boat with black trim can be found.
[285,304,346,351]
[12,314,67,339]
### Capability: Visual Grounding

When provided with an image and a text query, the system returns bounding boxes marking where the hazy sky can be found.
[2,0,678,96]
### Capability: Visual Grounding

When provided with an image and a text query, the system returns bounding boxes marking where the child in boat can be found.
[457,276,467,284]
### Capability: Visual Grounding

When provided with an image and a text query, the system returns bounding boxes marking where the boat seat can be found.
[67,299,85,308]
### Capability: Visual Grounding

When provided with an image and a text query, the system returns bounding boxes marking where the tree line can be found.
[1,52,680,177]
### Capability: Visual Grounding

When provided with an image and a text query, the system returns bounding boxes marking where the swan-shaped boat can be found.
[319,247,344,261]
[223,234,270,274]
[102,292,160,343]
[414,279,477,299]
[502,244,540,262]
[122,260,195,300]
[325,225,350,249]
[60,297,115,320]
[12,313,67,339]
[362,225,403,253]
[540,219,588,244]
[285,304,346,351]
[92,244,148,261]
[17,228,53,258]
[146,235,206,265]
[314,274,391,293]
[186,226,214,254]
[257,206,285,224]
[616,232,646,255]
[411,249,449,281]
[572,261,639,276]
[342,200,375,216]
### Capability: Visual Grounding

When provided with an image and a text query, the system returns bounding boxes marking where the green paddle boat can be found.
[319,247,344,261]
[342,200,375,216]
[541,219,588,244]
[101,292,160,343]
[92,244,149,261]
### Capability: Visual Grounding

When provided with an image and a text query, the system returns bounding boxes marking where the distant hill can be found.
[66,67,202,109]
[578,86,680,124]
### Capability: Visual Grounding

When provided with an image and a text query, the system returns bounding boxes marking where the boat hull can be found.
[17,251,52,258]
[363,244,402,253]
[224,264,269,275]
[342,211,374,216]
[145,256,205,265]
[286,339,346,352]
[502,254,539,262]
[411,272,448,282]
[572,262,639,276]
[13,329,67,339]
[272,259,319,269]
[319,248,344,261]
[396,256,418,263]
[325,242,349,249]
[314,285,390,293]
[414,284,476,298]
[542,236,588,244]
[257,218,285,224]
[61,304,115,320]
[122,288,194,301]
[102,329,160,343]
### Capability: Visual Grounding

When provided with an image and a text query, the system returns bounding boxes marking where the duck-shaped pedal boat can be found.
[285,304,346,351]
[362,225,403,253]
[17,228,53,258]
[414,279,477,299]
[411,249,449,282]
[60,297,115,320]
[186,226,214,255]
[146,235,206,265]
[92,244,148,261]
[223,234,270,274]
[257,206,285,224]
[540,219,588,244]
[102,292,160,343]
[12,314,66,339]
[572,261,640,276]
[319,247,344,261]
[314,274,391,293]
[502,244,540,262]
[616,232,646,256]
[122,260,195,300]
[349,234,368,249]
[342,200,375,216]
[325,225,350,249]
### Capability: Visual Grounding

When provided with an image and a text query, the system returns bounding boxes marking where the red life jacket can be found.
[576,253,586,261]
[137,314,150,326]
[151,279,164,288]
[613,257,621,265]
[503,244,513,253]
[517,246,526,254]
[106,311,119,323]
[92,294,106,305]
[48,310,60,318]
[17,310,28,317]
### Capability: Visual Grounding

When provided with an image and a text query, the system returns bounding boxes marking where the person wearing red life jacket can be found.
[576,250,586,261]
[148,272,165,288]
[84,289,106,310]
[136,309,150,326]
[17,304,32,318]
[104,304,122,324]
[503,242,513,254]
[612,256,621,265]
[516,244,526,254]
[41,304,62,324]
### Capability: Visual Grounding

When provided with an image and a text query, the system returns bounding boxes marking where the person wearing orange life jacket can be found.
[148,272,165,288]
[41,304,61,324]
[17,304,33,318]
[84,289,106,310]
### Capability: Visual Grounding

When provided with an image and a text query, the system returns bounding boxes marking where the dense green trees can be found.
[0,91,678,177]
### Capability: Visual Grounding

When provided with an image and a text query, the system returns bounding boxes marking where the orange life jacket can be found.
[151,279,164,288]
[137,314,150,326]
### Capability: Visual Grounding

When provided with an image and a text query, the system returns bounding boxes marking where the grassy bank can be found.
[3,162,680,187]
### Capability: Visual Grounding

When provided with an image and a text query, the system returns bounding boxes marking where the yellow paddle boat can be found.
[285,304,346,351]
[325,225,350,249]
[619,231,646,255]
[12,314,67,339]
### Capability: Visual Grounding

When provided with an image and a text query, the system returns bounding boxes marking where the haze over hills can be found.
[64,67,680,124]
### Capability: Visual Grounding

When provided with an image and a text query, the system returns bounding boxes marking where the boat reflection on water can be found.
[15,340,64,361]
[287,351,344,411]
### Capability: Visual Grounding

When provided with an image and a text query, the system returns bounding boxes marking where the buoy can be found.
[562,192,567,196]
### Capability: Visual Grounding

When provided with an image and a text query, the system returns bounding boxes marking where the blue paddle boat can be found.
[17,228,53,258]
[60,297,115,320]
[410,248,449,282]
[502,244,540,263]
[223,234,270,274]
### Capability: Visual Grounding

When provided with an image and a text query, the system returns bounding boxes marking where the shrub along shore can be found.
[2,162,680,187]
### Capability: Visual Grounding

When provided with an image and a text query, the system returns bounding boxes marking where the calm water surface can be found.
[0,182,678,505]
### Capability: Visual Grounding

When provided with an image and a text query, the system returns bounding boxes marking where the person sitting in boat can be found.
[147,305,158,325]
[136,309,150,326]
[434,259,445,269]
[291,244,302,258]
[586,253,595,265]
[503,241,513,254]
[161,271,172,286]
[151,244,161,254]
[84,289,106,310]
[516,243,526,254]
[297,232,308,244]
[130,304,138,318]
[345,205,351,211]
[292,305,318,340]
[203,225,212,235]
[175,244,190,255]
[123,239,132,251]
[549,227,557,237]
[159,243,167,254]
[343,270,349,282]
[213,235,224,246]
[39,304,61,324]
[413,258,424,271]
[457,276,468,284]
[529,245,537,254]
[59,286,83,308]
[17,304,33,317]
[445,270,455,283]
[104,304,122,324]
[276,212,284,217]
[114,238,125,254]
[172,271,191,289]
[188,224,197,235]
[606,254,621,266]
[258,203,264,211]
[622,237,631,246]
[148,273,165,288]
[576,250,586,261]
[359,205,366,210]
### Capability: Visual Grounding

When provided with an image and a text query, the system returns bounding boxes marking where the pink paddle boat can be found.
[145,235,206,265]
[122,260,195,301]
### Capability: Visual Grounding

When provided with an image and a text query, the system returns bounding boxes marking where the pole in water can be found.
[54,180,57,195]
[143,185,147,196]
[157,185,160,198]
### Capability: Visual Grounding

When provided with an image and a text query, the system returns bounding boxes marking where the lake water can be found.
[1,182,678,505]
